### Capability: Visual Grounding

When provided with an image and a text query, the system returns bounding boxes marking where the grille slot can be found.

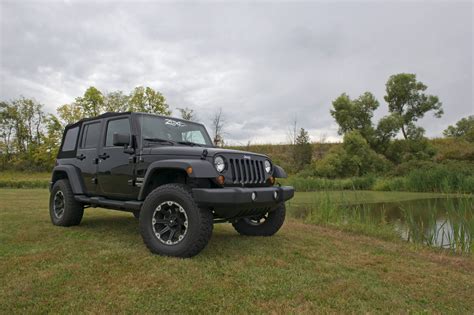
[229,158,266,184]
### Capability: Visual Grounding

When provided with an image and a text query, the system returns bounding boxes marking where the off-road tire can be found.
[139,184,213,258]
[132,210,140,219]
[49,179,84,226]
[232,203,286,236]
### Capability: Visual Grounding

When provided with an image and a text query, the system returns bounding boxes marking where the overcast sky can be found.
[1,1,472,144]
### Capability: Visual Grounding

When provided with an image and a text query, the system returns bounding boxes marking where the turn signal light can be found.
[186,167,193,175]
[216,175,225,185]
[267,176,275,185]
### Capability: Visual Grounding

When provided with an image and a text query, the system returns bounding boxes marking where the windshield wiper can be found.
[177,141,203,147]
[143,138,175,146]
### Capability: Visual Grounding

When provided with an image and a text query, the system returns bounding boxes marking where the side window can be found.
[62,127,79,151]
[81,122,101,149]
[105,118,131,147]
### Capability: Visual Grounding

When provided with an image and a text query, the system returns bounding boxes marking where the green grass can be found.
[0,171,50,188]
[1,189,473,313]
[289,190,450,206]
[282,173,474,194]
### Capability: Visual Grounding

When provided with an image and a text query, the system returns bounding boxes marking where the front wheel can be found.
[49,179,84,226]
[139,184,213,258]
[232,203,286,236]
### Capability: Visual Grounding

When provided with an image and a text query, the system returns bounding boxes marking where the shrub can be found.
[310,132,392,178]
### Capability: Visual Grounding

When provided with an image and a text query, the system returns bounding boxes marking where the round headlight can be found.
[214,156,225,173]
[264,160,272,173]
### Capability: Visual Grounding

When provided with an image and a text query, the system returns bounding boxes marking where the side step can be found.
[74,195,142,211]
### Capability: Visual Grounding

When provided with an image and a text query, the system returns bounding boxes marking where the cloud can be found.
[1,1,472,144]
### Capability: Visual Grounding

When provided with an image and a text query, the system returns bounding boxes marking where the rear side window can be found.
[81,122,101,149]
[62,127,79,151]
[105,118,131,147]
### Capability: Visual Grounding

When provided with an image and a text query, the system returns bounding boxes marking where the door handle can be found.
[98,153,110,160]
[76,154,86,161]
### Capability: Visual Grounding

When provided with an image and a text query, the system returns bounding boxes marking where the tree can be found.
[330,92,379,144]
[443,115,474,142]
[128,86,171,115]
[104,90,129,112]
[57,102,84,124]
[75,86,105,117]
[374,114,401,152]
[211,108,225,147]
[177,107,196,121]
[293,128,312,171]
[35,114,63,170]
[286,116,298,145]
[313,131,391,178]
[384,73,443,140]
[57,86,104,124]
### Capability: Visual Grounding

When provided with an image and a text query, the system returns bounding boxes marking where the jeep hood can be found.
[141,146,268,159]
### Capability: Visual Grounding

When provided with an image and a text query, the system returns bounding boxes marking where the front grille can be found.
[229,158,266,184]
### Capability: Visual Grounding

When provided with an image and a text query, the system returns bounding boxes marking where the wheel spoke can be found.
[154,218,169,224]
[158,225,171,235]
[168,229,176,241]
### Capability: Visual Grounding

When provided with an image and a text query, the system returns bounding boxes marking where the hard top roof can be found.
[64,112,203,129]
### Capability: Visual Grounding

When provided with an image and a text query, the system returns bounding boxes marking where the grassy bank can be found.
[0,172,50,189]
[288,191,473,253]
[1,189,473,313]
[281,173,474,194]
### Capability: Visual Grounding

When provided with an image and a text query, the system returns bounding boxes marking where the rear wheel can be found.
[139,184,213,258]
[49,179,84,226]
[232,203,286,236]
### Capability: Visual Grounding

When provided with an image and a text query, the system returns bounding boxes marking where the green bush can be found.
[309,132,392,178]
[281,176,375,192]
[0,179,49,189]
[384,138,436,164]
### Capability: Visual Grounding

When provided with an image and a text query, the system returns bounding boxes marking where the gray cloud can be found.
[1,1,472,144]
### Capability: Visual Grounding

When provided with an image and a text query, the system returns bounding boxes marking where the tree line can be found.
[0,86,198,171]
[1,74,472,173]
[291,73,473,177]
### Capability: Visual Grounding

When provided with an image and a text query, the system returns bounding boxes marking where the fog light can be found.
[273,191,278,200]
[251,192,257,201]
[216,175,225,185]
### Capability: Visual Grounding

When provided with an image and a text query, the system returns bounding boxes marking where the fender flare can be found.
[273,165,288,178]
[138,159,218,200]
[50,165,86,194]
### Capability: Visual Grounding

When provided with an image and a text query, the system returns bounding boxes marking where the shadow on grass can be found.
[74,214,261,256]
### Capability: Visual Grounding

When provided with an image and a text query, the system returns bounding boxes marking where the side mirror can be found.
[113,133,130,147]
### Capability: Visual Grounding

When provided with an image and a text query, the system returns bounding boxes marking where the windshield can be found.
[138,114,213,147]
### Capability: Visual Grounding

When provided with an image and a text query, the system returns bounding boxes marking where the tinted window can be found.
[139,115,213,147]
[81,122,101,149]
[62,127,79,151]
[106,118,131,146]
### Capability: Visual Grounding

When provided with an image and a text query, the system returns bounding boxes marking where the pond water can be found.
[352,198,473,253]
[291,197,473,253]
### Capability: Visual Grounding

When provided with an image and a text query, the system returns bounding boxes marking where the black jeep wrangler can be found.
[49,112,294,257]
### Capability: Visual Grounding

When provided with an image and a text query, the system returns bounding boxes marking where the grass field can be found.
[1,189,473,313]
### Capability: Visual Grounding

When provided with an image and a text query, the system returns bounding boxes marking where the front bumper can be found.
[192,186,294,219]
